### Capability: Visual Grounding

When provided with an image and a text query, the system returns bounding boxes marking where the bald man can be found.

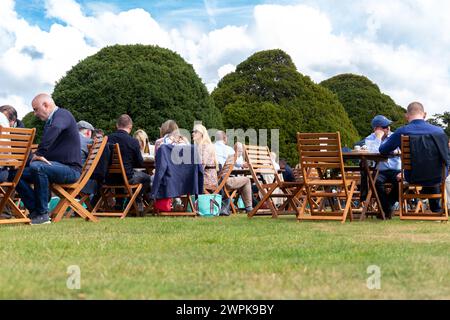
[379,102,448,213]
[13,93,82,225]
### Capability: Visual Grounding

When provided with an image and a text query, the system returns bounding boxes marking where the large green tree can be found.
[321,74,406,138]
[22,111,44,143]
[212,49,359,165]
[428,111,450,137]
[52,44,223,141]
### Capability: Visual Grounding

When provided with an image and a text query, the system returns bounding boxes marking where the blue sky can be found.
[14,0,260,31]
[2,0,450,118]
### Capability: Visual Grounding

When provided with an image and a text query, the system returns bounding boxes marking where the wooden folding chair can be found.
[398,135,448,221]
[296,132,356,223]
[91,143,142,219]
[204,154,239,214]
[49,136,108,222]
[0,126,35,226]
[245,145,305,218]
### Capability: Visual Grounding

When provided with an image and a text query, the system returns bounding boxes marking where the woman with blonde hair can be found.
[192,124,218,190]
[133,129,154,157]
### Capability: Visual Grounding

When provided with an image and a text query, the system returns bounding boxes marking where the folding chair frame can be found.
[50,136,109,222]
[91,143,143,219]
[398,135,448,221]
[0,126,35,226]
[245,145,305,218]
[297,132,356,223]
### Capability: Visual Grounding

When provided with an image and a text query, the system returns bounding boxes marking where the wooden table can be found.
[342,151,389,220]
[142,158,155,175]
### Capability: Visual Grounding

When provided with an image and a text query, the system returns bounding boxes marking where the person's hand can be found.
[396,173,402,182]
[32,155,52,165]
[243,162,249,169]
[374,129,385,140]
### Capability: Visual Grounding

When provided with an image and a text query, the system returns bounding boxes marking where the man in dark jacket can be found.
[379,102,448,212]
[14,94,82,225]
[107,114,151,212]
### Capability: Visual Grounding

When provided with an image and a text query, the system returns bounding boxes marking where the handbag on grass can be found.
[188,194,222,217]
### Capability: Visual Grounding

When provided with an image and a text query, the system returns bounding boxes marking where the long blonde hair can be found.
[134,129,149,153]
[193,124,217,167]
[193,124,212,145]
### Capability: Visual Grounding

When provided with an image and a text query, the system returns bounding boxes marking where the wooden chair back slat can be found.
[0,126,35,225]
[91,143,143,219]
[244,144,304,218]
[399,134,448,221]
[50,136,108,223]
[296,132,356,223]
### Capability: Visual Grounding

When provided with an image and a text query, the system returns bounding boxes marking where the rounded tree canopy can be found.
[212,49,360,165]
[321,73,406,138]
[52,44,223,141]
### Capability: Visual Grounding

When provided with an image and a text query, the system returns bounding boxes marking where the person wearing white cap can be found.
[364,115,401,219]
[77,120,94,164]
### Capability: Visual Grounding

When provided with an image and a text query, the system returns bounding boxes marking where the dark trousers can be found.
[420,186,442,212]
[375,170,400,218]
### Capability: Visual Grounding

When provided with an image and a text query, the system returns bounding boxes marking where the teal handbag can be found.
[188,194,222,217]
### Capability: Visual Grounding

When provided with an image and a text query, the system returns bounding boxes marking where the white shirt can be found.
[0,112,10,128]
[214,140,235,167]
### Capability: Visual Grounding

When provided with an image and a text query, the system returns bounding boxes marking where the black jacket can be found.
[107,130,143,179]
[409,133,449,185]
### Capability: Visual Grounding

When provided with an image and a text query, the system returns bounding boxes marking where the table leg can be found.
[361,159,385,220]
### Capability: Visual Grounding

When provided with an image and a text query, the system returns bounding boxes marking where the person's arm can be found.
[379,131,401,154]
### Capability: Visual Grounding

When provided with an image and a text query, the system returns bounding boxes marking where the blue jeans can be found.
[14,161,81,215]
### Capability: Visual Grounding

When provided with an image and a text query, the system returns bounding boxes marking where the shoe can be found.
[0,212,12,219]
[245,206,253,214]
[31,213,51,225]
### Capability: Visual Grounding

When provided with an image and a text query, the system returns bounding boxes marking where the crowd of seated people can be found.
[2,95,449,224]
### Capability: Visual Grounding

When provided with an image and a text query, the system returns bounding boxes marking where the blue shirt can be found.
[365,132,401,171]
[379,119,445,154]
[214,141,235,167]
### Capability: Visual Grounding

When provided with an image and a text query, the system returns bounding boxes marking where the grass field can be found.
[1,215,449,299]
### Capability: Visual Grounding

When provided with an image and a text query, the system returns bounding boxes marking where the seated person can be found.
[214,132,253,214]
[233,142,248,169]
[380,102,448,213]
[0,105,17,182]
[192,124,218,191]
[134,129,155,158]
[77,120,95,164]
[13,94,82,225]
[214,130,234,168]
[279,159,295,182]
[155,120,189,154]
[107,115,151,212]
[365,115,401,219]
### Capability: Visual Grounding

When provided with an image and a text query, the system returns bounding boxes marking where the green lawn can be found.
[1,215,449,299]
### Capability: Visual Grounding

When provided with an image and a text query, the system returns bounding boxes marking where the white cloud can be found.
[218,64,236,79]
[1,0,449,120]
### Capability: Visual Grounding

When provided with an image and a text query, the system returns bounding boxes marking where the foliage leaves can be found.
[22,111,44,143]
[321,74,407,138]
[52,44,223,141]
[213,49,360,165]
